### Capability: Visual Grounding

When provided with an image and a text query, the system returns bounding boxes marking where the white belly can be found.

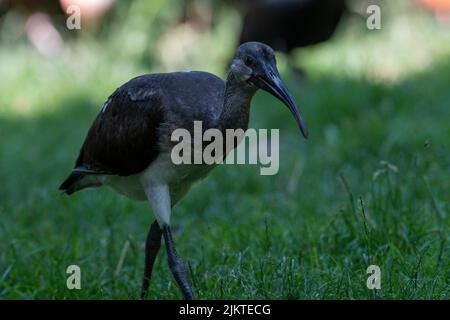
[102,153,215,205]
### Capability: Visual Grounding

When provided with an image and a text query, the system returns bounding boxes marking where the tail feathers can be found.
[59,171,87,195]
[60,167,107,195]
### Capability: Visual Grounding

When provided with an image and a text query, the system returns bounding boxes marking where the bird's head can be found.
[230,41,308,139]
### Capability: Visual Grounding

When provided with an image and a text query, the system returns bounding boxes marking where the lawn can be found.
[0,2,448,299]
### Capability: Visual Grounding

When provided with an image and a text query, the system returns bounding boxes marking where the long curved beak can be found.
[254,67,309,139]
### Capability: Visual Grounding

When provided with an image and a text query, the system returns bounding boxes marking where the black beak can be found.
[252,67,308,139]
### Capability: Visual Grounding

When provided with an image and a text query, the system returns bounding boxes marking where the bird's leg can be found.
[162,225,195,300]
[141,220,162,298]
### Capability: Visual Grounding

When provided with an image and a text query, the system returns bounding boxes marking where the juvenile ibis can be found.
[59,42,308,300]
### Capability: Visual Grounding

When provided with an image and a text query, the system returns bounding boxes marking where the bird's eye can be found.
[244,56,256,67]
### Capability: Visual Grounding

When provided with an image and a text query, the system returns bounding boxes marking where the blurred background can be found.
[0,0,448,299]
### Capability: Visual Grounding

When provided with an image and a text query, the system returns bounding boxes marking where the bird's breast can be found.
[139,153,216,205]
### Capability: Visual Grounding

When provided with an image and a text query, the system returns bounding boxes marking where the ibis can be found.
[59,42,308,300]
[238,0,346,79]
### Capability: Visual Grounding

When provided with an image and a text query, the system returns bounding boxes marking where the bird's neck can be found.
[219,72,257,132]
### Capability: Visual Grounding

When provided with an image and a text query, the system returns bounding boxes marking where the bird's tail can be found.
[59,171,87,195]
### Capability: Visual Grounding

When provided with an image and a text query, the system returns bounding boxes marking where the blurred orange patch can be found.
[419,0,450,12]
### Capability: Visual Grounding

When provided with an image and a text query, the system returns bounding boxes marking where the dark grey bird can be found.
[239,0,346,52]
[237,0,346,79]
[59,42,308,300]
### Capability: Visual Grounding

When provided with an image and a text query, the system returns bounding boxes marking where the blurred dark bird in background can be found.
[239,0,347,53]
[237,0,347,79]
[179,0,347,79]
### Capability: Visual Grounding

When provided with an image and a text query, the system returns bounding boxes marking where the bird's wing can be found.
[73,78,165,176]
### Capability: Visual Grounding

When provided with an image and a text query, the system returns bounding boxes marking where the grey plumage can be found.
[59,42,308,300]
[60,71,256,194]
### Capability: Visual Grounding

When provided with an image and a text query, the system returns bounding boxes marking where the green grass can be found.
[0,3,449,299]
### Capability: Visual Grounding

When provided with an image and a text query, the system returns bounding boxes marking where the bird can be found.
[238,0,346,52]
[59,41,309,300]
[237,0,346,80]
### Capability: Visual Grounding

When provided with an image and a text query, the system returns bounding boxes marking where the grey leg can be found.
[141,220,162,299]
[162,225,195,300]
